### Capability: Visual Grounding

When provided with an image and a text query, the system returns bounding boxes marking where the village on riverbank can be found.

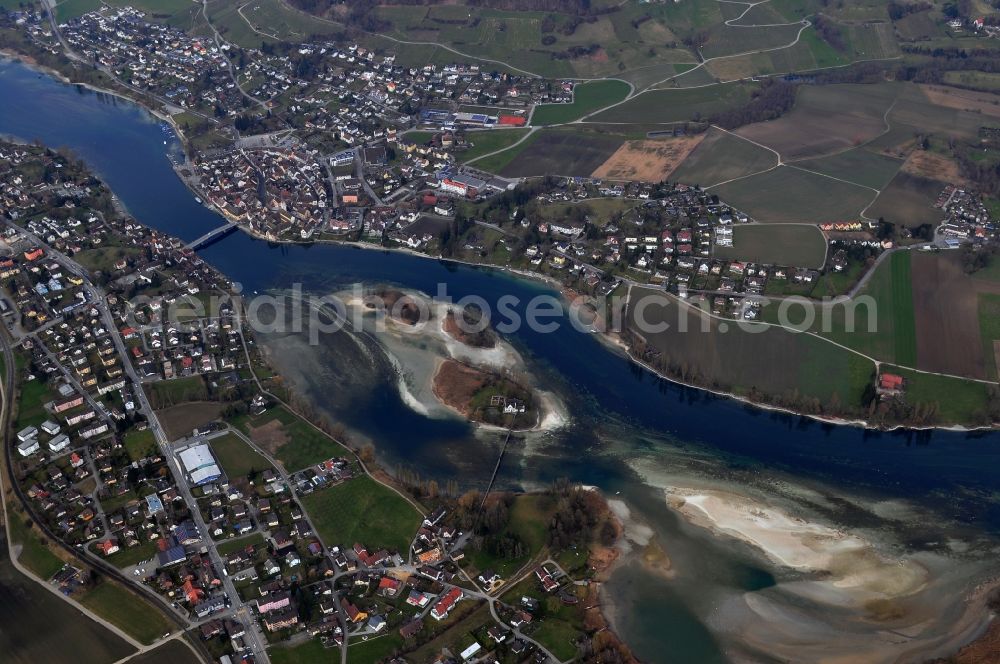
[4,0,1000,661]
[0,139,635,664]
[4,0,1000,429]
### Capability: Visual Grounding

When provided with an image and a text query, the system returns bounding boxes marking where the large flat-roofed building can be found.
[439,172,488,198]
[178,443,222,486]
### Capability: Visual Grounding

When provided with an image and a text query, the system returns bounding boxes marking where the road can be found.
[1,222,256,661]
[354,149,384,206]
[201,0,270,114]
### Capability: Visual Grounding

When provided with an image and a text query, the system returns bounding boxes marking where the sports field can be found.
[531,80,631,126]
[458,129,530,164]
[713,224,827,268]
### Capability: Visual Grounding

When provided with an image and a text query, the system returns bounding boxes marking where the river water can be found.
[4,57,1000,662]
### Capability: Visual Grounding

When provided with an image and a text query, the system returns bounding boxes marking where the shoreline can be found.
[0,51,176,125]
[3,52,996,434]
[4,40,998,664]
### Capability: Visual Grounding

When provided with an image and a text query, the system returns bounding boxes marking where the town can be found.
[0,141,630,664]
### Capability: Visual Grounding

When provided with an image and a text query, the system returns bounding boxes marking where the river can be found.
[4,56,1000,662]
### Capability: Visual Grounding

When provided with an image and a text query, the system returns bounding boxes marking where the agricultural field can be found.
[978,294,1000,380]
[794,148,903,191]
[370,4,696,79]
[943,71,1000,93]
[879,364,997,426]
[713,224,827,268]
[703,20,896,80]
[14,373,57,431]
[77,580,174,645]
[918,85,1000,122]
[590,135,705,182]
[347,632,408,664]
[531,80,631,126]
[269,638,335,664]
[497,128,623,178]
[866,171,947,228]
[203,0,341,48]
[710,165,876,223]
[590,82,754,124]
[463,493,556,578]
[627,287,875,408]
[101,0,204,27]
[210,432,271,480]
[73,246,142,275]
[893,9,947,41]
[700,23,806,60]
[5,507,65,580]
[888,84,993,142]
[299,476,422,554]
[216,532,265,556]
[232,404,348,472]
[734,83,901,161]
[0,547,137,664]
[670,126,778,187]
[154,401,225,441]
[123,429,157,462]
[457,129,529,164]
[144,376,208,408]
[760,251,917,366]
[471,130,542,174]
[907,251,1000,380]
[900,149,968,187]
[54,0,101,22]
[125,640,201,664]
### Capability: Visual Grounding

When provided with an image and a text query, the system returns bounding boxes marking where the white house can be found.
[17,438,40,457]
[48,433,70,453]
[17,425,37,442]
[41,420,61,436]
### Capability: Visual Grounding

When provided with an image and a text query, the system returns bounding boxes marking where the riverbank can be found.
[3,47,998,434]
[5,51,1000,664]
[0,52,175,125]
